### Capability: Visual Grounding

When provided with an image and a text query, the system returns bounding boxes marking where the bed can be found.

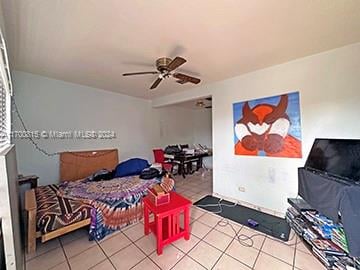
[25,149,163,253]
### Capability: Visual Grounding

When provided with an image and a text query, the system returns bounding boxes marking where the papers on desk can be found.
[183,148,195,155]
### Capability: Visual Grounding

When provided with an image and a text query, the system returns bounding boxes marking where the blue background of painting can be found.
[232,92,302,149]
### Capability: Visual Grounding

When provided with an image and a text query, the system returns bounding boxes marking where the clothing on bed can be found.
[35,184,92,234]
[86,169,114,182]
[58,176,159,240]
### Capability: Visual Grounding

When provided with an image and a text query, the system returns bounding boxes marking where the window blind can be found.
[0,29,12,149]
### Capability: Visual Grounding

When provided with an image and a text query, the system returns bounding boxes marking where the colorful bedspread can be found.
[58,176,159,240]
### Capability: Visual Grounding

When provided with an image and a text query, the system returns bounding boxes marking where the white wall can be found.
[152,106,212,148]
[12,71,212,185]
[152,106,196,147]
[153,43,360,214]
[152,105,213,168]
[13,71,157,185]
[192,109,213,168]
[193,109,212,147]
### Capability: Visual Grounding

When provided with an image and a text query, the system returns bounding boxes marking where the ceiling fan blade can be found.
[173,73,201,84]
[205,106,212,109]
[150,77,162,89]
[123,71,158,76]
[167,57,186,71]
[205,97,212,101]
[176,80,187,84]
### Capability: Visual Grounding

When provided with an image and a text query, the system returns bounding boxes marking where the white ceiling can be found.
[2,0,360,99]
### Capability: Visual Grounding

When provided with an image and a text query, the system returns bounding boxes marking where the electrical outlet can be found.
[238,186,246,192]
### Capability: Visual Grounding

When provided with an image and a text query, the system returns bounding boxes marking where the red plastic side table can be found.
[143,191,192,255]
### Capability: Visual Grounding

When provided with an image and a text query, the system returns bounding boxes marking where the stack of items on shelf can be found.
[332,257,358,270]
[311,239,346,268]
[285,207,306,236]
[286,207,360,269]
[332,227,349,254]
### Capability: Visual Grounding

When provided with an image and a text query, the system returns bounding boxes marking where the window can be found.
[0,29,12,150]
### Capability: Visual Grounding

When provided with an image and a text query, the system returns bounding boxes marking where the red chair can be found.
[153,149,173,172]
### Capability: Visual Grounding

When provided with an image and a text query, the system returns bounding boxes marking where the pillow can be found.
[114,158,150,178]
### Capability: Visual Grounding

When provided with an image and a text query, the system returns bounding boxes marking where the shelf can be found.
[286,199,357,269]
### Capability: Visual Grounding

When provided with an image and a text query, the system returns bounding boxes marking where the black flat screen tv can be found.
[305,138,360,182]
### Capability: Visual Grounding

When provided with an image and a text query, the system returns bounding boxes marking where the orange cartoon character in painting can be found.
[233,92,302,158]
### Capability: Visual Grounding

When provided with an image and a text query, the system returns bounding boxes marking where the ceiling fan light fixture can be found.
[196,100,205,107]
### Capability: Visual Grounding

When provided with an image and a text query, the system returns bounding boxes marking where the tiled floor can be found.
[25,170,326,270]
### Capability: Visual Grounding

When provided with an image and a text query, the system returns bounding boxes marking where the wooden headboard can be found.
[59,149,119,182]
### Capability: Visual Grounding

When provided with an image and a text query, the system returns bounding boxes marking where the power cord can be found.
[196,198,300,248]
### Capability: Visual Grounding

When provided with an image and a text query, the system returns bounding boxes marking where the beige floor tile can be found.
[110,244,146,270]
[214,219,242,237]
[296,239,312,254]
[191,188,203,194]
[284,229,298,245]
[89,259,115,270]
[190,221,212,238]
[188,241,222,269]
[191,207,206,220]
[261,237,295,264]
[190,194,204,202]
[26,247,66,270]
[254,252,292,270]
[100,229,123,239]
[132,258,160,270]
[69,245,106,270]
[196,191,211,197]
[123,222,145,242]
[60,228,88,245]
[176,187,187,193]
[149,245,185,270]
[295,249,326,270]
[172,255,206,270]
[225,240,260,268]
[191,189,203,195]
[135,235,157,255]
[213,254,251,270]
[172,235,201,253]
[63,235,96,258]
[197,213,222,228]
[50,262,70,270]
[238,227,266,250]
[183,191,197,198]
[26,238,61,261]
[99,232,132,256]
[203,229,233,251]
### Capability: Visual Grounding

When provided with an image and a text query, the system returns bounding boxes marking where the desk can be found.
[168,152,211,178]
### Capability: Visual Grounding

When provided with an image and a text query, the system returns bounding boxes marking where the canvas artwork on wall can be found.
[233,92,302,158]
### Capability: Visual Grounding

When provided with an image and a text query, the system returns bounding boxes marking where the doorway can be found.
[154,96,213,202]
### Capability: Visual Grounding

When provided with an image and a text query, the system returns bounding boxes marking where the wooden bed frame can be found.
[25,149,119,254]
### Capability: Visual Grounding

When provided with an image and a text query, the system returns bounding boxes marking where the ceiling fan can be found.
[196,97,212,109]
[123,57,201,90]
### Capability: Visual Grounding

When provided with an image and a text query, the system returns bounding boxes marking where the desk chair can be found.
[153,149,177,173]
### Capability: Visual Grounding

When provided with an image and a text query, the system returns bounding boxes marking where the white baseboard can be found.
[212,192,285,219]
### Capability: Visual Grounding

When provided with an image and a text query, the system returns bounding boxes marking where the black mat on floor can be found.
[194,195,290,241]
